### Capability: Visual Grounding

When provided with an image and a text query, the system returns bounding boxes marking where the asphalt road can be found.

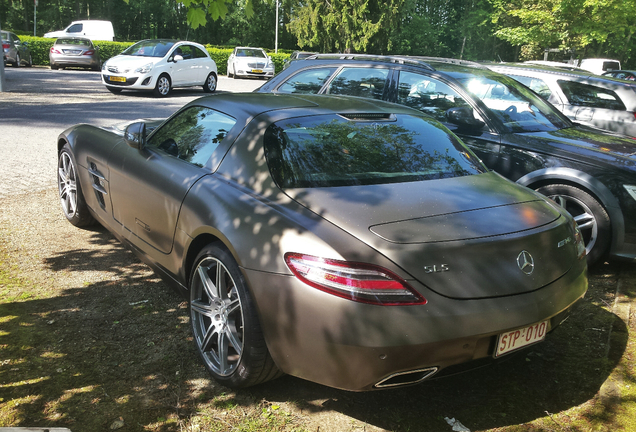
[0,66,263,199]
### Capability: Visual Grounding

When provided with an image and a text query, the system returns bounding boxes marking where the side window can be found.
[277,68,337,94]
[148,106,237,167]
[509,75,552,100]
[397,71,470,122]
[173,45,194,60]
[67,24,83,33]
[558,80,626,110]
[325,67,389,100]
[193,46,208,59]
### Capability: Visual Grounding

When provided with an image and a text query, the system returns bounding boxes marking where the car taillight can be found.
[50,47,61,54]
[285,253,427,306]
[84,50,94,55]
[2,43,10,50]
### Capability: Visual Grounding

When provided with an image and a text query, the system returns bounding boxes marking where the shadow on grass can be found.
[0,224,631,431]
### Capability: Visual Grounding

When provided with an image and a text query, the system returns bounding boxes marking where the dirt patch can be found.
[1,188,635,432]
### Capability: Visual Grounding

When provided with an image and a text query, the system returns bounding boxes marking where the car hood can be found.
[105,55,164,71]
[511,125,636,164]
[285,171,579,299]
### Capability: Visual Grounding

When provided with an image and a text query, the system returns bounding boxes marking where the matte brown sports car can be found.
[57,93,587,390]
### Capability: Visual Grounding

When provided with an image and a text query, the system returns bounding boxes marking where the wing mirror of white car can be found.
[173,54,184,62]
[124,122,147,150]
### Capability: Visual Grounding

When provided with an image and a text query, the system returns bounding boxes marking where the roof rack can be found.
[306,53,436,71]
[409,56,487,69]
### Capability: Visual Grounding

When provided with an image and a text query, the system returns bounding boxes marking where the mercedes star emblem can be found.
[517,250,535,275]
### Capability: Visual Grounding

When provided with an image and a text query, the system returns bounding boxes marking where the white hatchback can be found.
[227,46,275,79]
[102,39,218,97]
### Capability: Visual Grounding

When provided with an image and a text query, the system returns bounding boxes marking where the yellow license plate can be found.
[251,69,263,73]
[494,320,548,357]
[109,76,126,83]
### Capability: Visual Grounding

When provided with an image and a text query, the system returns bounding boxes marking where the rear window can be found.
[56,38,91,46]
[264,114,485,188]
[558,80,626,110]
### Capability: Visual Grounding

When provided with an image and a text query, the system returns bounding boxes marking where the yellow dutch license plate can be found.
[109,76,126,83]
[494,320,548,357]
[251,69,263,73]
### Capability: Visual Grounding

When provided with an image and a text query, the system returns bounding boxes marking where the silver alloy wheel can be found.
[157,76,170,96]
[206,74,217,91]
[191,256,244,377]
[548,193,598,256]
[58,152,78,219]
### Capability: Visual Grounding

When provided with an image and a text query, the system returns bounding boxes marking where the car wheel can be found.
[231,64,238,79]
[203,72,217,93]
[58,144,96,227]
[106,86,122,94]
[189,243,282,389]
[27,54,32,67]
[14,53,20,68]
[153,74,171,97]
[51,64,59,70]
[535,184,611,265]
[227,64,233,78]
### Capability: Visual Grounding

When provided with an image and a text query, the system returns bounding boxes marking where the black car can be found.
[259,54,636,265]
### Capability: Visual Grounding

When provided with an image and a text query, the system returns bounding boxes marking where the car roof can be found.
[184,93,422,125]
[488,62,636,87]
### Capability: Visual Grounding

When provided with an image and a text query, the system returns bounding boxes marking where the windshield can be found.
[453,72,571,133]
[264,114,486,188]
[121,40,175,58]
[236,48,266,58]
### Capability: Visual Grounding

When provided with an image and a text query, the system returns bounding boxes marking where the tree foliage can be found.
[2,0,636,66]
[287,0,403,53]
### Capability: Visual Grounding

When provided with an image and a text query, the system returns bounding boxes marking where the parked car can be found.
[44,20,115,41]
[57,92,587,391]
[226,46,275,79]
[579,58,621,75]
[101,39,218,97]
[487,62,636,137]
[603,70,636,81]
[50,37,101,71]
[1,31,32,67]
[258,54,636,265]
[283,50,318,69]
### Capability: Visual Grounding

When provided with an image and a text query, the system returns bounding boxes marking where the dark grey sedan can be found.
[49,37,101,70]
[57,93,587,391]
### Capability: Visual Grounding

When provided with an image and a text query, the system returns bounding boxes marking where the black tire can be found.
[51,64,59,70]
[27,54,32,67]
[535,184,611,265]
[203,72,217,93]
[57,144,96,227]
[231,64,238,79]
[153,74,171,97]
[106,86,122,94]
[14,54,20,68]
[189,243,282,389]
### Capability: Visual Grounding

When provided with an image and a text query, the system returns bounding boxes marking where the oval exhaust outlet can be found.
[374,367,438,389]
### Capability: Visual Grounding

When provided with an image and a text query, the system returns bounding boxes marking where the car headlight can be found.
[624,184,636,201]
[135,63,153,74]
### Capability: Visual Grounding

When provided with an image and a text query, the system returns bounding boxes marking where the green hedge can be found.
[17,36,290,75]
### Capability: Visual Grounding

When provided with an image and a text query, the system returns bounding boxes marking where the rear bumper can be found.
[51,55,100,68]
[244,261,587,391]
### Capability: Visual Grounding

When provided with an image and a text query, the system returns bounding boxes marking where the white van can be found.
[578,58,621,75]
[43,20,114,41]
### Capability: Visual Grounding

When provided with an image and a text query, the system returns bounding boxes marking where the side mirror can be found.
[173,54,183,62]
[446,106,485,130]
[124,122,147,150]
